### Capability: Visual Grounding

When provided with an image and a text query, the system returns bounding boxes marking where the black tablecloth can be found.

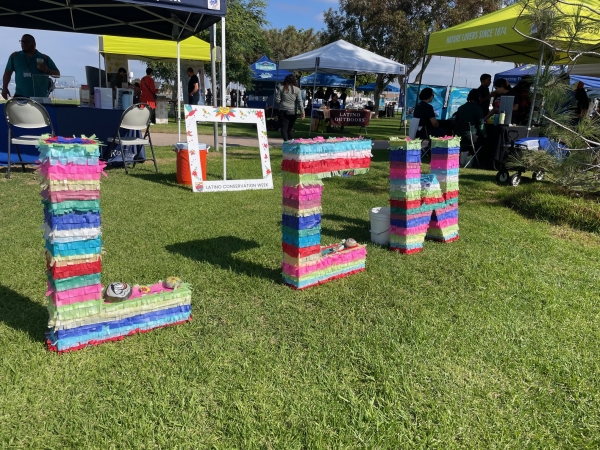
[480,125,540,170]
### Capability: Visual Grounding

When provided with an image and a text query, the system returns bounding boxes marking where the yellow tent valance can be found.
[98,35,210,63]
[427,0,600,65]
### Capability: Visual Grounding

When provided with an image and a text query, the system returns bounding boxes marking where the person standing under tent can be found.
[2,34,60,99]
[140,67,158,109]
[187,67,199,105]
[275,74,305,141]
[110,67,128,99]
[339,89,348,106]
[324,87,334,102]
[206,88,213,106]
[485,78,518,122]
[476,73,492,116]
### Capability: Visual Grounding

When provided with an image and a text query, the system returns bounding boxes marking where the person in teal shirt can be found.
[2,34,60,99]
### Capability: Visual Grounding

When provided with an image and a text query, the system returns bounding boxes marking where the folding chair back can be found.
[119,103,152,131]
[4,98,54,178]
[107,103,157,175]
[408,118,420,139]
[5,98,52,129]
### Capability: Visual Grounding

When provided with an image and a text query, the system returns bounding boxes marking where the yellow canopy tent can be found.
[98,35,210,64]
[426,0,600,65]
[97,35,210,141]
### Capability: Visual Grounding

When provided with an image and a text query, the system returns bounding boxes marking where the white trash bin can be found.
[370,207,390,245]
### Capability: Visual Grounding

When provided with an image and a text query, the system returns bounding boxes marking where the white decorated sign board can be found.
[184,105,273,193]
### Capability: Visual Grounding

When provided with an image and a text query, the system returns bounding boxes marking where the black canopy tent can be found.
[0,0,227,142]
[0,1,225,41]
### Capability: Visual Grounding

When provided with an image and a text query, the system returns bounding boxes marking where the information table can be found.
[0,104,123,166]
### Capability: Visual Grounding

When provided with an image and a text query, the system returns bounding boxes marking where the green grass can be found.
[153,115,407,141]
[1,147,600,448]
[498,183,600,234]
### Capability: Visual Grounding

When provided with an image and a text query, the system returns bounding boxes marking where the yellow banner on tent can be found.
[427,0,600,64]
[99,35,210,63]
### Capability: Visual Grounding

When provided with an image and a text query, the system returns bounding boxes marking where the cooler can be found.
[174,142,207,186]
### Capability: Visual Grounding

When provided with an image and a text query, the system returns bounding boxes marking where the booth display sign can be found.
[184,105,273,193]
[328,110,370,127]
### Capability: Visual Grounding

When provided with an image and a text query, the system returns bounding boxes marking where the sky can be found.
[0,1,514,89]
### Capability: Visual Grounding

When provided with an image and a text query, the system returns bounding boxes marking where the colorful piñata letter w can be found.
[281,137,372,289]
[389,136,460,254]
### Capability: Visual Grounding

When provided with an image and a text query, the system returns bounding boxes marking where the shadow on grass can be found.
[0,285,47,343]
[128,172,192,191]
[321,214,371,242]
[165,237,280,281]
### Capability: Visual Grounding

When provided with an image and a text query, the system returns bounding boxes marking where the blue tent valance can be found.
[250,56,293,83]
[300,73,354,88]
[358,83,401,92]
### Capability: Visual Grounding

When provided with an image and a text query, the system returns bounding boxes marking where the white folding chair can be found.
[107,103,157,174]
[409,117,430,158]
[4,98,55,178]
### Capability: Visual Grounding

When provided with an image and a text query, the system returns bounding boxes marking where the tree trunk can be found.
[373,74,385,119]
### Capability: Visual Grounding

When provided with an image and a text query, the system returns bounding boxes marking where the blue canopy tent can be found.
[250,56,293,83]
[300,73,354,88]
[247,56,293,109]
[494,65,600,89]
[357,83,401,92]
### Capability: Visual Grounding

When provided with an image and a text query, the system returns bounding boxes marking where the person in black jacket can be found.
[414,88,446,137]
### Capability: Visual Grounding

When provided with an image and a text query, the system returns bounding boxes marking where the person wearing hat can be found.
[485,78,519,122]
[413,87,446,137]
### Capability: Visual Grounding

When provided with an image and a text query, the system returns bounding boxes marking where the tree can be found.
[262,26,322,63]
[504,0,600,192]
[198,0,270,87]
[322,0,507,112]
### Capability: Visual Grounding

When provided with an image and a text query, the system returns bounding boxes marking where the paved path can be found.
[150,132,391,150]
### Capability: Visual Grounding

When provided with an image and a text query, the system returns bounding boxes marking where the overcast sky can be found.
[0,2,514,88]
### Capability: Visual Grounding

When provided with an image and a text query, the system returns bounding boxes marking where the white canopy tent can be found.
[279,40,406,75]
[279,40,405,135]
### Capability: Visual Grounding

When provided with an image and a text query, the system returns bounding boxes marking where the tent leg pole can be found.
[310,64,318,138]
[272,65,279,118]
[415,34,430,109]
[177,41,181,142]
[221,17,227,181]
[211,24,219,153]
[527,44,545,137]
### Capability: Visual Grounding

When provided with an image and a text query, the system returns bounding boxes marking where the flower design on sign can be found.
[185,109,197,119]
[192,170,198,177]
[255,110,264,119]
[215,107,235,121]
[266,168,272,175]
[189,149,196,156]
[264,154,269,160]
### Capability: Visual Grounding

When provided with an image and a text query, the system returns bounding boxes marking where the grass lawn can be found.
[1,145,599,448]
[153,115,407,141]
